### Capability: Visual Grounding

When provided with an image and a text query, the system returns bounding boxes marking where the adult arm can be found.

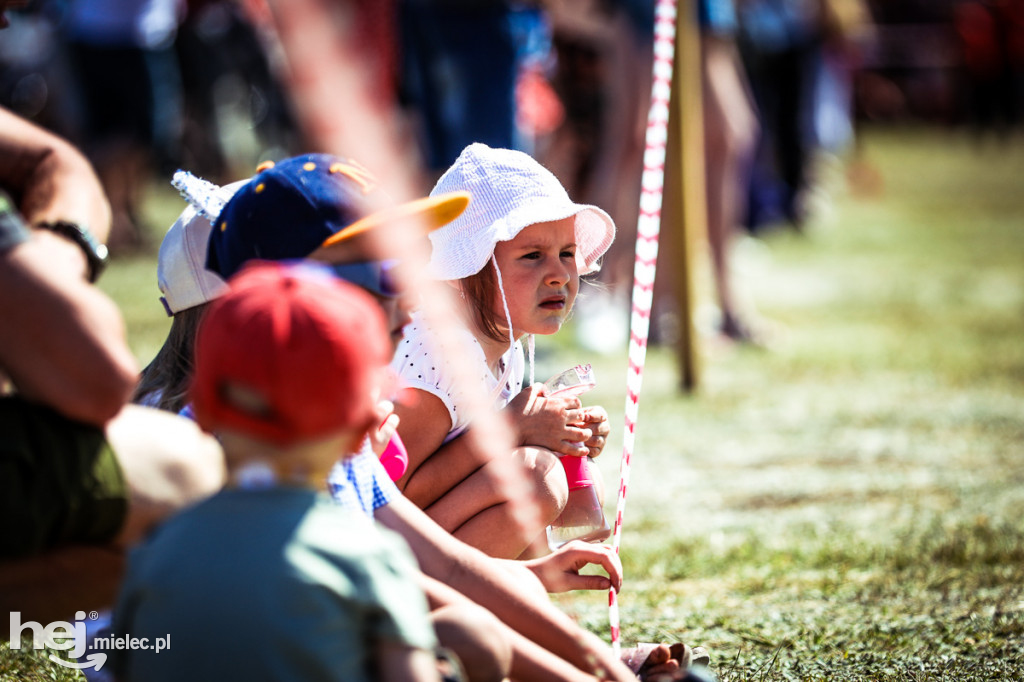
[376,494,636,682]
[0,107,111,241]
[0,109,134,424]
[0,236,137,424]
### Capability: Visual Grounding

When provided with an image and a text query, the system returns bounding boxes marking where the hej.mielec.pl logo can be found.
[9,610,171,672]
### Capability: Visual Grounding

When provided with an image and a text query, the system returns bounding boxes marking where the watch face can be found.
[91,234,110,261]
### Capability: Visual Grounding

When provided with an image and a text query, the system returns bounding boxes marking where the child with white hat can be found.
[132,179,246,413]
[391,142,616,559]
[139,151,704,681]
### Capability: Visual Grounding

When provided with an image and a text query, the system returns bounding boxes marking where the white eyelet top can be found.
[391,311,524,443]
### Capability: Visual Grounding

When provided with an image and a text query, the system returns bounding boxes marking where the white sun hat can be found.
[428,143,615,280]
[158,178,248,316]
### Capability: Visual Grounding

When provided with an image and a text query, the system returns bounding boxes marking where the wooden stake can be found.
[664,0,707,391]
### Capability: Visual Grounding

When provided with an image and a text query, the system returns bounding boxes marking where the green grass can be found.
[4,126,1023,680]
[1,636,84,681]
[545,127,1024,680]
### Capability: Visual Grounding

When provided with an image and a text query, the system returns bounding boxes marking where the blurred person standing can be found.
[736,0,823,232]
[62,0,185,251]
[645,0,774,345]
[954,0,1024,137]
[813,0,871,154]
[397,0,549,181]
[697,0,767,343]
[541,0,651,353]
[544,0,772,347]
[173,0,299,181]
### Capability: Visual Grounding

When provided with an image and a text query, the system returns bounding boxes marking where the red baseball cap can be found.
[191,261,390,445]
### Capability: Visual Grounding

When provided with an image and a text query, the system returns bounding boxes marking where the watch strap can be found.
[35,220,109,283]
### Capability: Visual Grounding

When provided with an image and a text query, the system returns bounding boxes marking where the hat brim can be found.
[320,191,470,249]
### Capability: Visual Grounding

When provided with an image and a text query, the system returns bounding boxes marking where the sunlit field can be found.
[550,126,1024,681]
[4,125,1023,681]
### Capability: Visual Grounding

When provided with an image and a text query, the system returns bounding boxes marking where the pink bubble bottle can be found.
[544,364,612,549]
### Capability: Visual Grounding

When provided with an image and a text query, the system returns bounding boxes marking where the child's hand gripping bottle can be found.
[544,364,612,549]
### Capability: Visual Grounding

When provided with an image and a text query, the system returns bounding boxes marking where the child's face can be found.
[491,217,579,338]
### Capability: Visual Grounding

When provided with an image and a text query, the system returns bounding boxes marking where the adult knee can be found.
[107,405,225,545]
[431,603,512,682]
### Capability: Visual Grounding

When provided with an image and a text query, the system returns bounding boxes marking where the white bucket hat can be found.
[428,143,615,280]
[158,178,248,316]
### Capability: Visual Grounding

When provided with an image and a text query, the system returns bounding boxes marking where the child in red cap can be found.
[110,261,445,682]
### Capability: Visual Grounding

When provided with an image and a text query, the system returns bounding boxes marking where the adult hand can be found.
[505,383,592,456]
[522,540,622,593]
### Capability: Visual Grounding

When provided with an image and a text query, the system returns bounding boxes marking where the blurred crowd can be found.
[2,2,1023,678]
[1,0,1022,336]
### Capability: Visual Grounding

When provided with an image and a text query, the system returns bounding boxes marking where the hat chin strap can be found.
[527,333,535,386]
[489,256,534,400]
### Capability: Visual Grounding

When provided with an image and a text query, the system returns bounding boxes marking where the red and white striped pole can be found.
[609,0,679,656]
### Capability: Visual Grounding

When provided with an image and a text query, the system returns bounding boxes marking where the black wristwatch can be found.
[36,220,109,283]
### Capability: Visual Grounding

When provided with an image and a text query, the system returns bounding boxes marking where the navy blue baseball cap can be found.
[206,153,470,279]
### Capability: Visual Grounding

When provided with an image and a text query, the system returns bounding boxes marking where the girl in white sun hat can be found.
[391,143,616,559]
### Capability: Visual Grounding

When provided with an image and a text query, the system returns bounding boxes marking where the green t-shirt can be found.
[0,396,127,558]
[111,487,435,681]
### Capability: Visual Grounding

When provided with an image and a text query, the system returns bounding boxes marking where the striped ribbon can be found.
[609,0,679,657]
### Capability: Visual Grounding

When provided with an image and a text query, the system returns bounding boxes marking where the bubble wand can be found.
[609,0,679,657]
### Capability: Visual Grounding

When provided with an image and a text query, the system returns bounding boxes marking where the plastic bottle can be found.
[379,433,409,482]
[543,364,612,549]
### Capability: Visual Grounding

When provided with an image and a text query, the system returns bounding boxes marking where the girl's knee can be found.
[516,446,569,523]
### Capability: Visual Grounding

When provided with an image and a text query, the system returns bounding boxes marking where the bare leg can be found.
[423,447,568,559]
[703,35,757,317]
[701,35,761,341]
